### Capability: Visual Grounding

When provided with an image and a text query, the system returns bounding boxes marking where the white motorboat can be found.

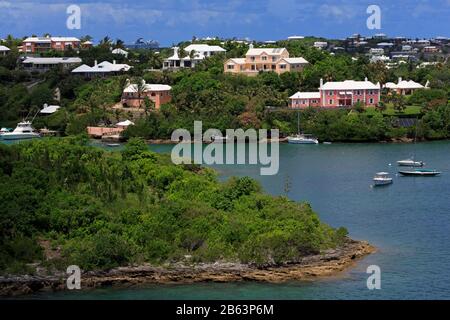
[397,159,424,167]
[373,172,393,186]
[1,121,40,140]
[287,134,319,144]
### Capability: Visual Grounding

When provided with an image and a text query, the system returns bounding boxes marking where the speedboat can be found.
[287,134,319,144]
[1,121,40,140]
[398,169,441,177]
[0,128,11,135]
[397,159,424,167]
[373,172,393,186]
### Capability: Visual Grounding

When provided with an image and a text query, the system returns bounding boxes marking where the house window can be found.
[271,65,276,70]
[368,90,374,95]
[279,64,286,69]
[262,56,267,61]
[251,65,256,70]
[329,99,333,105]
[250,56,255,62]
[369,98,374,104]
[227,65,234,70]
[328,91,333,96]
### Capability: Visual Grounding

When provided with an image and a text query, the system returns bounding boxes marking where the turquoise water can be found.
[7,140,450,299]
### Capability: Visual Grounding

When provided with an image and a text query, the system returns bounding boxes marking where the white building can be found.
[163,44,226,70]
[384,77,429,95]
[0,45,10,56]
[313,42,328,50]
[72,60,131,77]
[112,48,129,58]
[370,48,385,55]
[22,57,82,72]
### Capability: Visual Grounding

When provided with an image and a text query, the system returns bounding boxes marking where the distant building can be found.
[224,46,309,76]
[81,41,93,49]
[72,60,131,77]
[0,45,10,56]
[20,36,81,53]
[290,78,381,109]
[423,46,440,53]
[384,77,429,95]
[163,44,226,70]
[313,41,328,50]
[22,57,82,72]
[288,35,305,41]
[112,48,129,58]
[370,48,385,55]
[121,80,172,110]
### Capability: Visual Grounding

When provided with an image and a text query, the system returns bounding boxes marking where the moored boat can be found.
[287,134,319,144]
[397,159,424,167]
[373,172,393,186]
[0,121,40,140]
[398,169,441,177]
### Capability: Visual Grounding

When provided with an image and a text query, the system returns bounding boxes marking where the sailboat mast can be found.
[297,110,300,135]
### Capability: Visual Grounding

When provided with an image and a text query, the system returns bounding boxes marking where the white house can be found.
[163,44,226,70]
[112,48,129,58]
[22,57,82,72]
[0,45,10,56]
[72,60,131,77]
[384,77,429,95]
[314,42,328,50]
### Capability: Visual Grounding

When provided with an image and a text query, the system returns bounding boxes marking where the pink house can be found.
[121,81,172,110]
[290,78,381,109]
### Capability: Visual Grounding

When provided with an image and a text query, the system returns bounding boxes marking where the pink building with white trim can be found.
[290,78,381,109]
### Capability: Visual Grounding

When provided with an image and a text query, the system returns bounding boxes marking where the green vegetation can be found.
[1,37,450,142]
[0,138,348,273]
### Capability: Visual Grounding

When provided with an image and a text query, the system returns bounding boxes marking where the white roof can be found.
[112,48,128,55]
[290,92,321,99]
[184,44,226,53]
[0,45,10,51]
[227,58,246,65]
[322,80,380,90]
[123,83,172,93]
[23,57,82,64]
[282,57,309,64]
[40,105,61,114]
[246,48,287,56]
[72,61,131,73]
[116,120,135,126]
[385,80,424,90]
[24,37,80,43]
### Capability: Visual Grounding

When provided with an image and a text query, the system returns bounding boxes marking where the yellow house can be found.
[224,46,308,76]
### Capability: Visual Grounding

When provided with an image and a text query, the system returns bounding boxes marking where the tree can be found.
[391,92,406,113]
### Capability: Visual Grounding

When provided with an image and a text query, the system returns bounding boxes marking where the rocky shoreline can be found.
[0,239,375,297]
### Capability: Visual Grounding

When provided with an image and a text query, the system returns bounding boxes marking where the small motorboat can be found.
[399,169,441,177]
[397,159,424,167]
[106,143,121,147]
[287,134,319,144]
[1,121,40,140]
[0,127,11,135]
[211,135,229,142]
[373,172,393,186]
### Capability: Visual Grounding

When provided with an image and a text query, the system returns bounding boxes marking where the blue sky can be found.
[1,0,449,45]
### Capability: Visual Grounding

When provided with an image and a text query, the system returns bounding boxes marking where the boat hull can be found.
[373,179,393,186]
[399,170,441,177]
[287,138,319,144]
[1,133,40,140]
[397,161,424,167]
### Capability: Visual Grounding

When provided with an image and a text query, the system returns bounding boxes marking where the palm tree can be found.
[115,39,125,49]
[81,35,93,42]
[100,36,112,49]
[134,79,147,109]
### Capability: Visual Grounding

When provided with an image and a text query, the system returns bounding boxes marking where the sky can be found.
[0,0,449,46]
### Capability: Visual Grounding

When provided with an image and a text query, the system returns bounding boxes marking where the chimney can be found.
[399,77,402,83]
[113,60,116,65]
[249,43,254,49]
[320,78,324,88]
[364,77,368,82]
[94,60,98,66]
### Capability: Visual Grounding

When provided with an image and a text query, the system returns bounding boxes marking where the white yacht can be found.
[373,172,393,186]
[1,121,40,140]
[397,159,424,167]
[288,134,319,144]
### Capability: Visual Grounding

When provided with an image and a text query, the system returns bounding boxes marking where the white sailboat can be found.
[287,110,319,144]
[397,119,424,167]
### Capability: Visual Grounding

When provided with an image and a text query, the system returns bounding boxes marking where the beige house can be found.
[224,46,308,76]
